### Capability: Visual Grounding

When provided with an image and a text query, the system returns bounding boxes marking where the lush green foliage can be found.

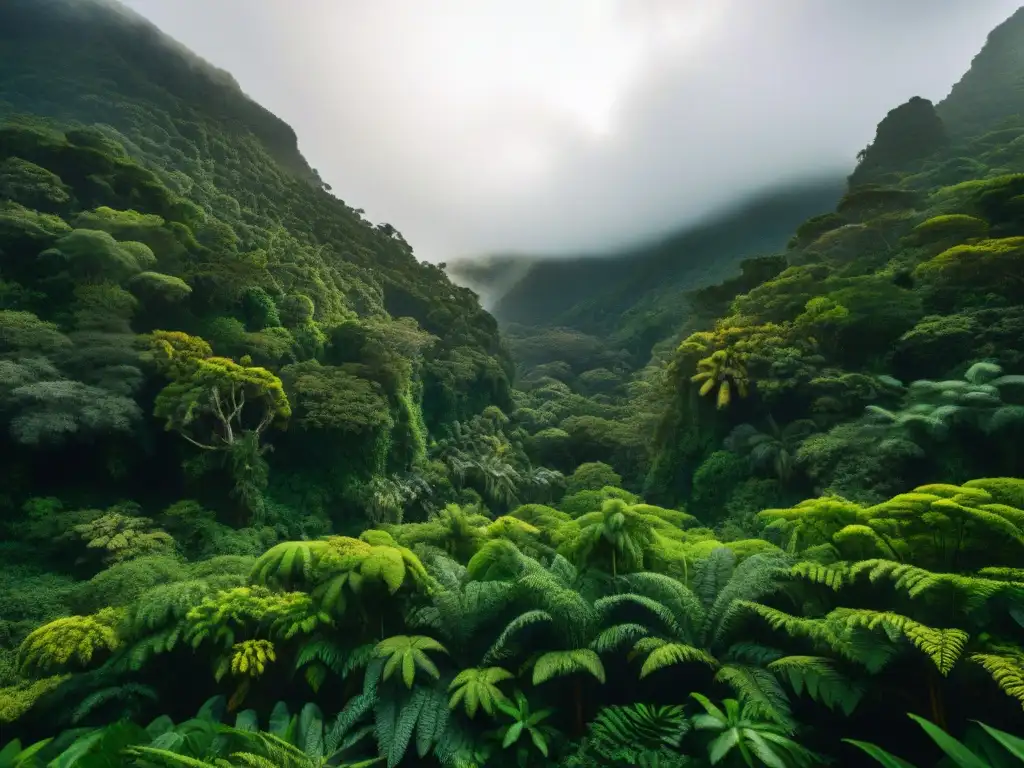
[4,2,1024,767]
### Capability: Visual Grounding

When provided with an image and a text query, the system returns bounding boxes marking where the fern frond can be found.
[692,548,736,609]
[833,609,968,675]
[714,663,793,731]
[741,601,897,673]
[375,687,434,768]
[591,623,650,653]
[791,561,850,590]
[971,650,1024,709]
[850,559,1018,611]
[532,649,605,684]
[594,593,681,636]
[482,610,553,665]
[768,655,864,716]
[588,703,689,754]
[250,540,330,588]
[633,639,715,678]
[706,554,790,648]
[71,683,157,723]
[619,571,706,634]
[979,567,1024,583]
[414,685,451,759]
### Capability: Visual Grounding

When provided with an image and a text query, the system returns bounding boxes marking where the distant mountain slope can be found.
[450,2,1024,369]
[448,176,845,361]
[938,5,1024,138]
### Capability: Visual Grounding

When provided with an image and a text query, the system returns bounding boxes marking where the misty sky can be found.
[121,0,1023,263]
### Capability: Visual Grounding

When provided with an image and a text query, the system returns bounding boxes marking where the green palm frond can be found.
[250,541,331,589]
[689,693,820,767]
[447,667,512,718]
[374,635,448,689]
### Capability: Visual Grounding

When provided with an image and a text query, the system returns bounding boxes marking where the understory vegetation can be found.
[2,1,1024,767]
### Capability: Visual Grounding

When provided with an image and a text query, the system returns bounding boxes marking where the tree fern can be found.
[406,573,514,656]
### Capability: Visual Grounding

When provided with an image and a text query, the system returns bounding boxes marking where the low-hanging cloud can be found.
[119,0,1023,262]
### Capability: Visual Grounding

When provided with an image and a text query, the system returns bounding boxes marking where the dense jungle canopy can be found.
[2,2,1024,767]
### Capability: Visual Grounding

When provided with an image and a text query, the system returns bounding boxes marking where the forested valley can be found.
[2,2,1024,766]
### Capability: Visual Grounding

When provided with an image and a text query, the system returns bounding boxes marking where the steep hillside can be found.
[938,5,1024,137]
[0,0,519,530]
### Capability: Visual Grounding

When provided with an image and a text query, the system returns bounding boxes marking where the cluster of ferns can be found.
[4,478,1024,767]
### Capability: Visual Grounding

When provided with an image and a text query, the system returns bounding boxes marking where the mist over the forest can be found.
[116,0,1022,262]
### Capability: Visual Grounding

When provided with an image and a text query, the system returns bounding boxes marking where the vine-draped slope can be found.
[3,2,1024,768]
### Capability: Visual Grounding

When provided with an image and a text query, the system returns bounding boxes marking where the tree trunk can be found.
[574,677,584,736]
[927,668,947,730]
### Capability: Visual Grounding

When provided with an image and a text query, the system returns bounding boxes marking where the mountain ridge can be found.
[447,174,845,364]
[0,0,321,186]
